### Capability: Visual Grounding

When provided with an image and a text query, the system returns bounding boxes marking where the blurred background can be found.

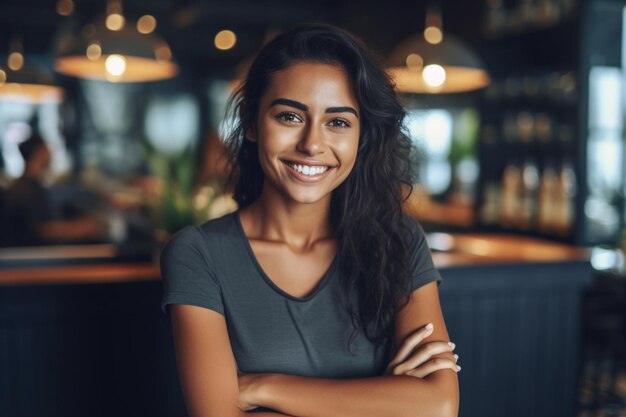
[0,0,625,416]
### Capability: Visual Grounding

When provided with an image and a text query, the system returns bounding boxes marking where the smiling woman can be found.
[160,24,459,417]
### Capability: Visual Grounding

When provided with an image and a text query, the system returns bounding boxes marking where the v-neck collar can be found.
[232,210,338,302]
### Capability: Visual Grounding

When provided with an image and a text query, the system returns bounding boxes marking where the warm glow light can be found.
[424,26,443,44]
[0,69,6,85]
[137,15,157,34]
[406,53,423,70]
[423,64,446,87]
[387,65,490,94]
[214,30,237,50]
[56,54,178,82]
[105,54,126,76]
[86,42,102,60]
[55,12,179,83]
[8,52,24,71]
[106,13,125,31]
[56,0,74,16]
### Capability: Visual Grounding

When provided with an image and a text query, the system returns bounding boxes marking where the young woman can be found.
[160,24,460,417]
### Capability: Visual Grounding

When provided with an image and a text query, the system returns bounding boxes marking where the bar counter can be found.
[0,234,592,417]
[0,233,589,285]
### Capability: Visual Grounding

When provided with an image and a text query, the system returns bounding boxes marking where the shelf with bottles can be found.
[478,155,577,240]
[477,93,579,241]
[475,0,626,246]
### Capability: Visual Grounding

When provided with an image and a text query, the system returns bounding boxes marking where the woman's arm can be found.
[245,282,459,417]
[170,304,292,417]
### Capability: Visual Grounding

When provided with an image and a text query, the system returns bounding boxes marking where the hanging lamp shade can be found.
[386,33,490,94]
[0,65,63,102]
[54,21,178,82]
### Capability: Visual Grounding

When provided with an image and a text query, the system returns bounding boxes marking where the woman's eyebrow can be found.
[270,98,308,111]
[326,106,359,119]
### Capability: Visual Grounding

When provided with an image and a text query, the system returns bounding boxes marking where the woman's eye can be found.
[328,118,350,128]
[276,112,301,123]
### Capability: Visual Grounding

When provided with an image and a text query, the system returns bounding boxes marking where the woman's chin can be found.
[284,189,332,206]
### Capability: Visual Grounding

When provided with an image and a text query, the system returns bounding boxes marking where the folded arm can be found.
[171,304,294,417]
[244,282,459,417]
[251,370,456,417]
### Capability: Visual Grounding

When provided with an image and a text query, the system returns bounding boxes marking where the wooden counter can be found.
[0,262,159,285]
[0,233,589,285]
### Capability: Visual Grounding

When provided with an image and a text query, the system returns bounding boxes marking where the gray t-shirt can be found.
[160,210,442,380]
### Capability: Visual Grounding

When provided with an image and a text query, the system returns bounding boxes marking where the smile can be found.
[282,160,334,182]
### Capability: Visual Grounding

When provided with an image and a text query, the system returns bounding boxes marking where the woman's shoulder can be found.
[196,210,240,238]
[161,211,240,259]
[400,212,426,237]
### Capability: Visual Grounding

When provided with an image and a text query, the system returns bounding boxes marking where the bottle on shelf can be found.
[537,161,559,232]
[553,157,577,235]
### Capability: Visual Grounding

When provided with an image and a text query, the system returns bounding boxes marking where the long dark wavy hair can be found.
[223,23,417,360]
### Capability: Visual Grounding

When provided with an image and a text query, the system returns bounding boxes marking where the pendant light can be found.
[386,6,490,94]
[54,0,178,83]
[0,37,63,102]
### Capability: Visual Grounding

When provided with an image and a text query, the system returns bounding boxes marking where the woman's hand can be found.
[384,323,460,378]
[237,369,260,411]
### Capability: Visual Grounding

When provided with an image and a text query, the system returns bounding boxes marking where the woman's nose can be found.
[296,124,325,155]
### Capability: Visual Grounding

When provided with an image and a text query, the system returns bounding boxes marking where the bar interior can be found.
[0,0,625,416]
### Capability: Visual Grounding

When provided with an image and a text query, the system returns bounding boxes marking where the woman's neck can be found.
[243,191,333,252]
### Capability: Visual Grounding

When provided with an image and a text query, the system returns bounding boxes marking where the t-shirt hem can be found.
[161,291,225,317]
[410,267,443,292]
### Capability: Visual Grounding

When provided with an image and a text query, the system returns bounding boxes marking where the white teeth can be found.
[286,162,330,176]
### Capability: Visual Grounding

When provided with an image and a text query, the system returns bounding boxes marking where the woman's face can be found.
[248,61,360,205]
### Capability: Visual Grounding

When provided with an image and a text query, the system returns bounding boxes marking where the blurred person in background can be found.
[2,134,103,247]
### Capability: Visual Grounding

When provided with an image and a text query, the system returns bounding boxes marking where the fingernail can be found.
[456,365,462,371]
[425,323,433,330]
[454,354,459,360]
[448,342,456,348]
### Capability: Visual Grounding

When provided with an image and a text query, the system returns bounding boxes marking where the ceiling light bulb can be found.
[423,64,446,87]
[106,13,125,31]
[214,30,237,50]
[424,26,443,44]
[406,53,423,70]
[105,54,126,76]
[137,15,157,34]
[0,69,6,85]
[86,42,102,60]
[8,52,24,71]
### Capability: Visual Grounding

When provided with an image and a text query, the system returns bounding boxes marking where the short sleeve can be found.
[403,214,443,292]
[160,226,224,316]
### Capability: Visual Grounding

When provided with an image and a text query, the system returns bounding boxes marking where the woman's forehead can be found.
[261,62,358,109]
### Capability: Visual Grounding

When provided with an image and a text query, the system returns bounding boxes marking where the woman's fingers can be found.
[386,323,434,371]
[407,358,461,379]
[390,341,456,375]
